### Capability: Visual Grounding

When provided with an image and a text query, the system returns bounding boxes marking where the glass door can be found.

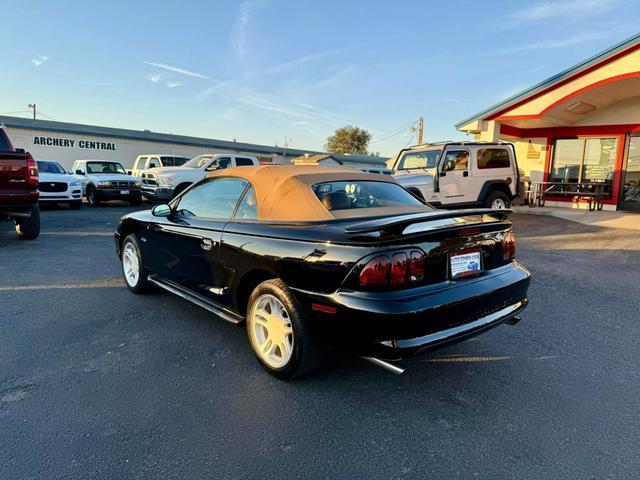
[620,135,640,212]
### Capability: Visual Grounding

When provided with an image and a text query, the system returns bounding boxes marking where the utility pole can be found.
[28,103,36,119]
[417,116,424,144]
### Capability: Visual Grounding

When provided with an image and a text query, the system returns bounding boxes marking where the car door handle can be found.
[201,238,216,251]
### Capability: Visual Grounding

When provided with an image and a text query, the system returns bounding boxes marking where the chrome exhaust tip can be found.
[506,316,522,326]
[361,356,406,375]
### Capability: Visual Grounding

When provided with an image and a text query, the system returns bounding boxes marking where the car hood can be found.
[146,166,194,175]
[39,172,76,183]
[393,171,434,186]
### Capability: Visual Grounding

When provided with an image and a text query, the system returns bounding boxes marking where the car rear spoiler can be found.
[344,208,512,234]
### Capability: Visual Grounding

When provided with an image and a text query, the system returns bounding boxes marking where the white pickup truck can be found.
[141,154,259,201]
[392,142,520,209]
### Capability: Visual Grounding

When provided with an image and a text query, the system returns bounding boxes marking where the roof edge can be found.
[455,31,640,129]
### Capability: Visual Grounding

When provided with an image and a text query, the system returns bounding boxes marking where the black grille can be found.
[111,181,136,188]
[39,182,67,192]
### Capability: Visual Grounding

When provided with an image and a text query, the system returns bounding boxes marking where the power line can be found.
[37,111,57,121]
[370,120,418,144]
[0,110,31,116]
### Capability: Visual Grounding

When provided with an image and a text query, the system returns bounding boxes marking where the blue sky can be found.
[1,0,639,156]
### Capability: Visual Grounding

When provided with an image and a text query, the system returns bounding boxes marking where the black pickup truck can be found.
[0,129,40,239]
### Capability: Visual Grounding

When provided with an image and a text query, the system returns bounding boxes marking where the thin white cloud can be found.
[165,81,183,88]
[32,54,49,67]
[484,32,611,56]
[232,0,263,61]
[510,0,616,23]
[259,45,359,76]
[143,61,209,79]
[147,72,167,83]
[197,82,351,127]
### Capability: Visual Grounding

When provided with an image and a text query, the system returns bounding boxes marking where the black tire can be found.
[120,234,152,294]
[15,205,40,240]
[483,190,511,209]
[69,200,82,210]
[246,278,325,379]
[86,186,100,207]
[129,196,142,206]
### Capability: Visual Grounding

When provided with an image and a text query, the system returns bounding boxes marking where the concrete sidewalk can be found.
[512,206,640,231]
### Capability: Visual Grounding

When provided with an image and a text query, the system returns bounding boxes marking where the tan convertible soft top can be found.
[207,164,430,221]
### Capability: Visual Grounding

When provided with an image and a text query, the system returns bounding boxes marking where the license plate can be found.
[120,190,130,195]
[450,249,482,279]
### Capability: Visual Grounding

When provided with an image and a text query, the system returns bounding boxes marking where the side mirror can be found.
[126,170,133,175]
[151,203,172,217]
[75,170,84,175]
[206,161,220,172]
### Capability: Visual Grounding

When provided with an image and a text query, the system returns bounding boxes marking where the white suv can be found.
[142,153,258,201]
[36,160,83,209]
[392,142,520,209]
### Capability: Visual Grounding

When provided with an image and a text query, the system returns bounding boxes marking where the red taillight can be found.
[26,157,39,186]
[502,230,516,261]
[389,252,408,286]
[409,250,425,282]
[358,255,389,286]
[358,250,425,287]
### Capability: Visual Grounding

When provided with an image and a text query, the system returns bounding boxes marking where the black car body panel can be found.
[116,198,531,359]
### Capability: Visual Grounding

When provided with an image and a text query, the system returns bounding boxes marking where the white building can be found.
[0,115,388,171]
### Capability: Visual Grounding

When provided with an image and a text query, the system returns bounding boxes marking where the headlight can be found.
[134,180,142,187]
[157,175,175,186]
[70,180,80,187]
[97,180,111,187]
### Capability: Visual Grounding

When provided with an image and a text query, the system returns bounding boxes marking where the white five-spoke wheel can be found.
[121,235,151,294]
[248,294,294,369]
[246,278,325,379]
[122,242,140,288]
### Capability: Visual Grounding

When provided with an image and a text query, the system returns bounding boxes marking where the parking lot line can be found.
[0,278,125,291]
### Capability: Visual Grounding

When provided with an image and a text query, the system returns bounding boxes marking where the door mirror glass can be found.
[151,203,172,217]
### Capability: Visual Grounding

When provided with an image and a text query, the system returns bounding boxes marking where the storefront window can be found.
[582,138,617,183]
[550,139,581,183]
[550,137,618,197]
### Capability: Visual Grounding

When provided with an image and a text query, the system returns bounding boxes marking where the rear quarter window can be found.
[477,148,511,169]
[235,157,255,166]
[0,132,11,151]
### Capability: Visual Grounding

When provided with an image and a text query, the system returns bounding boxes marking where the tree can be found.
[325,125,371,155]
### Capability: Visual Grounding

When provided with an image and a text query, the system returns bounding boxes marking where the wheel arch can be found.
[478,181,512,203]
[234,268,278,317]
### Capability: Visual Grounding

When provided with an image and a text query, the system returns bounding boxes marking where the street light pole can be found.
[417,116,424,144]
[27,103,36,119]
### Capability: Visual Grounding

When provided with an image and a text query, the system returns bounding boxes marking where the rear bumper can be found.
[293,262,531,358]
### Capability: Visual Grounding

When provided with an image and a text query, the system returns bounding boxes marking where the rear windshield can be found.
[0,132,10,151]
[312,181,423,211]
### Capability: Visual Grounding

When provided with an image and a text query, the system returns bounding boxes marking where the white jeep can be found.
[141,153,258,201]
[392,142,520,209]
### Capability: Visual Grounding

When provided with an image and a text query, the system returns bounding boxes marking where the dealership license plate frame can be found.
[449,248,482,280]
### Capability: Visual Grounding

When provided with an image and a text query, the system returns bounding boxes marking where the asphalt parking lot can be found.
[1,204,638,479]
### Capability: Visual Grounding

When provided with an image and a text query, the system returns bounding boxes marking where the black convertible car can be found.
[115,165,530,379]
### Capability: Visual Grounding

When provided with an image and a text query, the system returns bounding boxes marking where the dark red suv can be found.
[0,129,40,239]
